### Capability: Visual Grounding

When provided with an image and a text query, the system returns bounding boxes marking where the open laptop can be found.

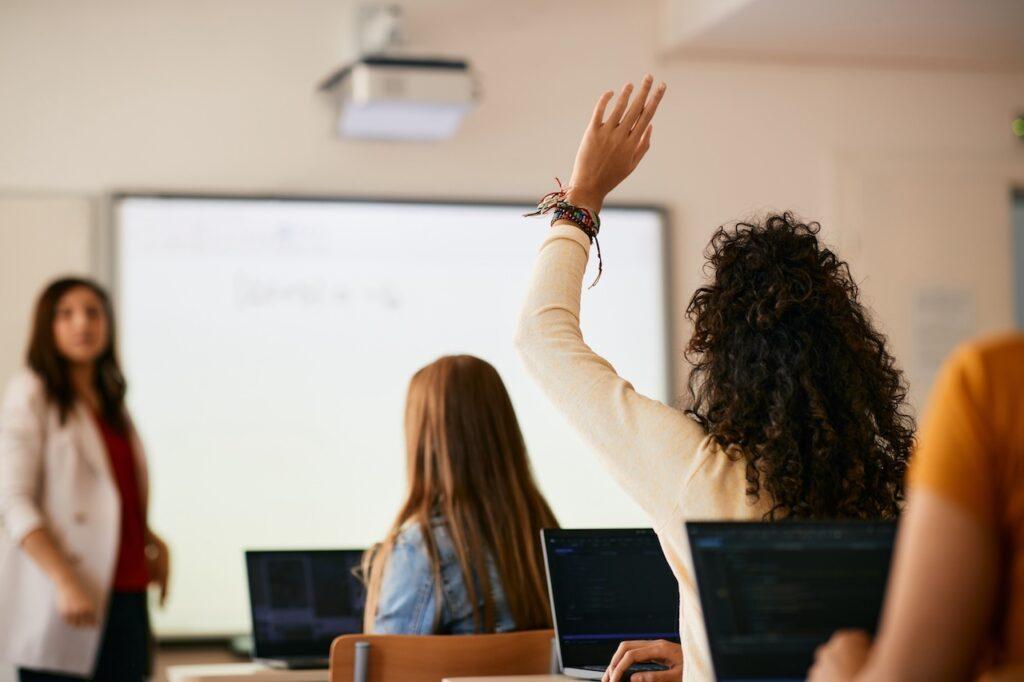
[245,549,366,669]
[687,521,896,682]
[542,529,681,680]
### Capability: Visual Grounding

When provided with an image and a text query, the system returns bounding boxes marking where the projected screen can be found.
[115,196,670,637]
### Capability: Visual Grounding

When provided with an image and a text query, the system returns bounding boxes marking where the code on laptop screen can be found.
[246,550,366,659]
[688,522,895,681]
[544,530,680,667]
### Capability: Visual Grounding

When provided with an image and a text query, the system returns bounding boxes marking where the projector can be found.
[319,56,476,141]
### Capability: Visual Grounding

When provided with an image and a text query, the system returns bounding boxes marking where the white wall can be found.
[0,197,94,389]
[2,0,1021,410]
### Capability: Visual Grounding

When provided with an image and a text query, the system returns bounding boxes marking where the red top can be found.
[92,413,149,591]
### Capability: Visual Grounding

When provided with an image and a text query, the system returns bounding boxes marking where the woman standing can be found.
[362,355,558,635]
[0,278,169,680]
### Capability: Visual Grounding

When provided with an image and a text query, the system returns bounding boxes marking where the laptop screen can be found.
[687,522,896,682]
[542,529,680,669]
[245,549,366,659]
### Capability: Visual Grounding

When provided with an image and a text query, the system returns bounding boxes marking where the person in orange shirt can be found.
[809,334,1024,681]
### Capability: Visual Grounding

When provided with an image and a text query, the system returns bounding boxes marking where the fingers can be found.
[590,90,614,127]
[608,649,639,682]
[607,641,654,672]
[633,81,667,134]
[632,124,653,167]
[159,578,168,607]
[631,670,680,682]
[828,629,871,649]
[607,82,634,126]
[649,639,681,663]
[622,74,654,130]
[608,644,667,682]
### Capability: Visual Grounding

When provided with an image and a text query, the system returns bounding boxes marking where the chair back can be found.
[329,629,556,682]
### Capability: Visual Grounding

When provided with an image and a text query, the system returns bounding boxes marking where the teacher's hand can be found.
[146,531,171,607]
[56,575,98,628]
[566,74,667,214]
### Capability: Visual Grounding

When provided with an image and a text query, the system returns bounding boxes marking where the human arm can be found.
[515,77,709,523]
[809,489,997,682]
[0,374,98,627]
[20,528,99,627]
[809,344,1002,682]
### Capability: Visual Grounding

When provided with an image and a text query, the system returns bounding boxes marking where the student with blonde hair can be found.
[361,354,558,635]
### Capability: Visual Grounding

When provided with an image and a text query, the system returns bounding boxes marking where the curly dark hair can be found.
[685,213,913,520]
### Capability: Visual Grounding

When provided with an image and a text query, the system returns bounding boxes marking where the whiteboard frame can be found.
[106,191,677,643]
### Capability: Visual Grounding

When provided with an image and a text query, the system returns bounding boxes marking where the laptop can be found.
[542,529,681,680]
[245,549,366,669]
[686,521,896,682]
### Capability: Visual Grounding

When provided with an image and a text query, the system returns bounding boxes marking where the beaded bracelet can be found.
[525,179,604,288]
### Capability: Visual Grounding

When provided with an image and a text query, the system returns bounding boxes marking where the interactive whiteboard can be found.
[114,196,670,637]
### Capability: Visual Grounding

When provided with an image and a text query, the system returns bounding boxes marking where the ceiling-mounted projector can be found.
[319,55,476,141]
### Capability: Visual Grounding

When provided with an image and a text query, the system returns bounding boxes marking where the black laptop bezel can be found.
[685,520,896,682]
[541,528,680,672]
[244,548,366,660]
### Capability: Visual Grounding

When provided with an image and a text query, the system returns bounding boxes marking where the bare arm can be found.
[859,488,997,681]
[809,488,998,682]
[20,527,80,587]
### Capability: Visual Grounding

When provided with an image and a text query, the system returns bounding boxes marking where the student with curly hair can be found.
[515,76,914,682]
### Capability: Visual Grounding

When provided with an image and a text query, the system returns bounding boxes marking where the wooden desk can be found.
[443,677,572,682]
[166,663,327,682]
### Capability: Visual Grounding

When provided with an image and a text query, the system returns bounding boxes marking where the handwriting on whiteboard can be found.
[233,272,402,310]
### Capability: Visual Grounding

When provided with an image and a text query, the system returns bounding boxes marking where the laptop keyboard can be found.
[581,662,670,674]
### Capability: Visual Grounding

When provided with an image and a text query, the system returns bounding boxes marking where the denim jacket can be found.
[372,517,516,634]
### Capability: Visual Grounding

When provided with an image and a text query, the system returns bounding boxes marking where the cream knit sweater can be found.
[516,223,772,682]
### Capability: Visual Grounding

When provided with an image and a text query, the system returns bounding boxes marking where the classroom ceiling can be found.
[662,0,1024,69]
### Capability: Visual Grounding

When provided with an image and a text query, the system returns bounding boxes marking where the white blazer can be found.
[0,369,149,676]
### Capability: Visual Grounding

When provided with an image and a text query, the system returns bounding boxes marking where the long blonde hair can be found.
[362,355,558,633]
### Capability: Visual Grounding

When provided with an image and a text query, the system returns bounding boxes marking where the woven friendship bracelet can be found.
[525,178,604,288]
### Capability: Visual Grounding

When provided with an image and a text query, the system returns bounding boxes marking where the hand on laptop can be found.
[807,630,871,682]
[603,639,682,682]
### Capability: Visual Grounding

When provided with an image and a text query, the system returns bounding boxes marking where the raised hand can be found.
[566,74,667,214]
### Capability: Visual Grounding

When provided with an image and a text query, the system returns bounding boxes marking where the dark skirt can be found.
[19,591,150,682]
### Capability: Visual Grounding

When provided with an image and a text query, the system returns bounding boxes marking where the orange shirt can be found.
[909,334,1024,669]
